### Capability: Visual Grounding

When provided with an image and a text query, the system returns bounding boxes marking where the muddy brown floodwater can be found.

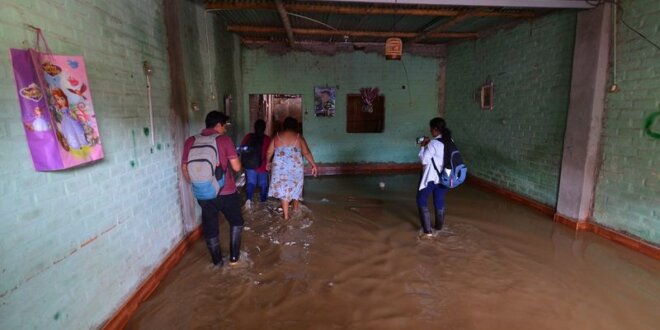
[127,175,660,330]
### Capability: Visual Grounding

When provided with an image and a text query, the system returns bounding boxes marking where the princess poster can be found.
[10,49,103,171]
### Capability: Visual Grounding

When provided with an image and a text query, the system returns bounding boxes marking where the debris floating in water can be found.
[320,198,330,203]
[379,182,386,190]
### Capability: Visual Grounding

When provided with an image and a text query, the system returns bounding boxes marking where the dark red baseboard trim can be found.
[468,175,658,260]
[102,227,202,330]
[306,163,421,176]
[553,213,591,230]
[553,213,659,259]
[467,175,555,216]
[589,224,659,259]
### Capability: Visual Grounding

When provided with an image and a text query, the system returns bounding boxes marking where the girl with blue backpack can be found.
[417,117,466,236]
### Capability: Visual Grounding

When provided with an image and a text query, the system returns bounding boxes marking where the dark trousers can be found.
[416,181,448,209]
[198,193,245,239]
[246,169,269,202]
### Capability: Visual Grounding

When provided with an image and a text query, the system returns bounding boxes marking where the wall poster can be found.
[10,49,103,171]
[314,86,336,117]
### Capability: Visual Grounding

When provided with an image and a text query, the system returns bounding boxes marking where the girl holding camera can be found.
[417,117,451,235]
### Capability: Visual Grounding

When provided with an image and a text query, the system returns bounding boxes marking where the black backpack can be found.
[431,137,467,188]
[240,134,264,169]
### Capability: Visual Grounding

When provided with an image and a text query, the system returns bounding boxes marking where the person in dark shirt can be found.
[240,119,271,207]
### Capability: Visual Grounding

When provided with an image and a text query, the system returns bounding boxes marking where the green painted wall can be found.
[181,4,240,137]
[0,0,231,328]
[445,12,577,206]
[593,0,660,244]
[241,49,440,163]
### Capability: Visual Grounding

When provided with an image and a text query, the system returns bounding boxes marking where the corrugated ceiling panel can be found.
[207,0,552,43]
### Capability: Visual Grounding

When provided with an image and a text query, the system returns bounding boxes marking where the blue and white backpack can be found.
[431,137,467,188]
[187,134,225,200]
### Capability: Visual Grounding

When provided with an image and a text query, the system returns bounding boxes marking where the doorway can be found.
[248,94,303,136]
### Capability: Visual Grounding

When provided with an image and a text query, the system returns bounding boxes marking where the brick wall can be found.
[445,12,577,206]
[181,2,239,135]
[0,0,223,328]
[593,0,660,244]
[241,49,440,163]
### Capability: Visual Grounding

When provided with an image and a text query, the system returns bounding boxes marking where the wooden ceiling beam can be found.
[274,0,295,47]
[206,2,536,18]
[413,12,475,43]
[227,25,478,39]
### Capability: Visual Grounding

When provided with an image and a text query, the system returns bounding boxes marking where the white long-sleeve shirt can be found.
[418,138,445,191]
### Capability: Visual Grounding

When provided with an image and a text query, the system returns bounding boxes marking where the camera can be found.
[416,136,428,145]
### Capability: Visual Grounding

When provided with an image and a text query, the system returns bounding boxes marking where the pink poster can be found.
[10,49,103,171]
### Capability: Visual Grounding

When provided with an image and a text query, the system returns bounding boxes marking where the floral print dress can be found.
[268,134,304,201]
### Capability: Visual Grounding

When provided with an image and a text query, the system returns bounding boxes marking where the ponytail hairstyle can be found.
[254,119,266,138]
[429,117,452,140]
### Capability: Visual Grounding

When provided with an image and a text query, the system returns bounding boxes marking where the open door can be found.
[248,94,303,136]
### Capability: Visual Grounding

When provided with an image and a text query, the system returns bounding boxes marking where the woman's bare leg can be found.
[292,199,300,211]
[282,199,290,220]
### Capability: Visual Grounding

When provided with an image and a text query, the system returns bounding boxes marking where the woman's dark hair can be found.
[254,119,266,137]
[429,117,452,139]
[205,111,229,128]
[282,117,299,132]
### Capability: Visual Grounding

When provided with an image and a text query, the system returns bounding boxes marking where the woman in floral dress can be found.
[266,117,318,220]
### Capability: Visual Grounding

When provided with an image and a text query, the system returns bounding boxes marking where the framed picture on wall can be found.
[314,86,336,117]
[346,94,384,133]
[480,82,493,110]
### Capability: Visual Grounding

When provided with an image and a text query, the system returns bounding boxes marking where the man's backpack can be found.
[187,134,225,200]
[431,137,467,188]
[240,134,264,169]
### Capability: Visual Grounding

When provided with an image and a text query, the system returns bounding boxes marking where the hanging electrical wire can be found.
[391,0,412,105]
[591,0,660,51]
[287,12,338,31]
[286,12,339,43]
[401,58,413,106]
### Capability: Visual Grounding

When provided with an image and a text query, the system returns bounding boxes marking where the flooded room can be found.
[0,0,658,329]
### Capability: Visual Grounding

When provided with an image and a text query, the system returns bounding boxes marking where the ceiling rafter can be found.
[239,38,447,58]
[227,25,478,39]
[206,2,537,18]
[274,0,295,47]
[413,11,475,43]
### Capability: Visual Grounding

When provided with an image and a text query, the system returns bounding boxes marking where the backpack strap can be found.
[429,138,444,178]
[431,157,443,179]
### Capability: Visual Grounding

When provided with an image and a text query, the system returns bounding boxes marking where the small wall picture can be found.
[480,82,494,110]
[314,86,336,117]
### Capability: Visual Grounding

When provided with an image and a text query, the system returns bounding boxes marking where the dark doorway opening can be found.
[248,94,303,135]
